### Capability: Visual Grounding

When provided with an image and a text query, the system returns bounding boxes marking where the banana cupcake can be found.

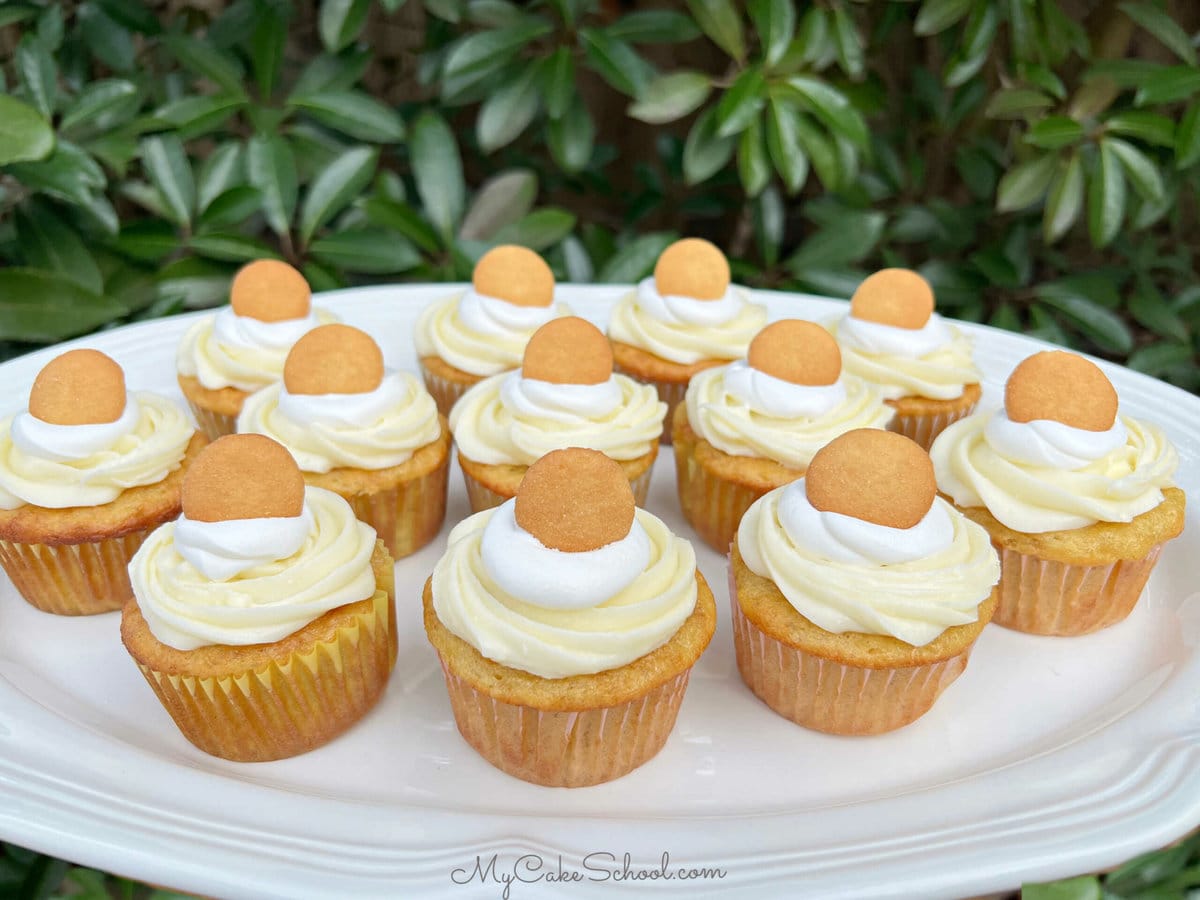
[177,259,335,439]
[930,350,1184,636]
[424,448,716,787]
[831,268,982,449]
[732,429,1001,735]
[675,319,892,553]
[450,317,666,512]
[238,324,450,558]
[122,434,396,762]
[414,244,569,415]
[0,350,204,615]
[608,238,767,441]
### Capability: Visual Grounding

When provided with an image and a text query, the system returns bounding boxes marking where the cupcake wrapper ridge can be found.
[613,362,687,446]
[887,401,979,451]
[339,461,449,559]
[675,441,779,555]
[420,362,480,418]
[184,400,238,442]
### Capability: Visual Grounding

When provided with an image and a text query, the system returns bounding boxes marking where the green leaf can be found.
[686,0,745,62]
[1020,876,1102,900]
[477,63,541,152]
[140,135,195,228]
[319,0,371,52]
[606,10,701,44]
[737,116,770,196]
[9,143,102,206]
[298,145,378,245]
[1088,139,1127,247]
[246,134,298,237]
[113,220,177,262]
[716,66,767,137]
[0,6,37,29]
[16,200,104,293]
[791,6,829,69]
[0,95,54,165]
[995,152,1057,212]
[60,79,139,134]
[291,50,372,96]
[189,233,281,262]
[1104,111,1176,147]
[784,75,869,149]
[77,4,134,73]
[249,3,288,99]
[1105,136,1165,203]
[17,35,56,118]
[1129,285,1188,340]
[1175,103,1200,168]
[1043,152,1084,243]
[1118,2,1196,66]
[1135,66,1200,106]
[830,4,864,80]
[153,95,246,138]
[944,2,999,87]
[196,143,244,212]
[914,0,972,36]
[985,88,1054,119]
[197,186,262,230]
[425,0,464,22]
[164,34,248,98]
[363,196,441,253]
[442,22,552,83]
[540,48,575,119]
[156,257,235,308]
[580,29,654,98]
[289,91,406,142]
[765,99,808,194]
[753,185,784,266]
[628,72,711,125]
[787,209,885,271]
[310,227,422,273]
[1034,285,1134,353]
[792,114,841,189]
[94,0,160,34]
[494,208,577,250]
[597,232,677,282]
[546,102,594,173]
[466,1,525,28]
[459,169,537,240]
[1025,115,1084,150]
[0,269,127,342]
[682,105,737,184]
[410,111,464,239]
[748,0,796,68]
[1127,342,1194,376]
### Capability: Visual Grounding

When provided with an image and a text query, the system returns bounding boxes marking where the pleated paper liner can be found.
[183,399,238,442]
[460,463,654,514]
[419,359,484,418]
[122,541,397,762]
[612,361,687,446]
[885,384,982,451]
[335,459,449,559]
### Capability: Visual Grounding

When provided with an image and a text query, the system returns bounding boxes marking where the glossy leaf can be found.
[1175,103,1200,168]
[985,88,1054,119]
[716,66,767,138]
[830,5,864,80]
[442,22,552,83]
[477,63,541,152]
[792,114,841,190]
[140,134,195,227]
[249,3,288,99]
[16,201,104,293]
[0,95,54,165]
[1104,111,1176,147]
[17,35,56,118]
[77,4,135,73]
[784,75,869,149]
[0,270,127,342]
[309,228,422,273]
[686,0,745,61]
[787,209,885,271]
[197,186,262,230]
[765,99,809,194]
[1034,286,1133,353]
[753,185,784,266]
[737,117,770,196]
[1020,877,1102,900]
[363,196,441,253]
[605,10,701,44]
[459,169,537,240]
[628,72,711,125]
[494,208,577,251]
[164,34,247,98]
[914,0,972,36]
[196,143,245,212]
[94,0,160,34]
[546,102,594,173]
[1025,115,1084,150]
[1106,137,1164,203]
[1129,286,1188,340]
[1118,2,1196,65]
[319,0,371,53]
[410,111,465,239]
[298,145,378,245]
[1043,152,1083,243]
[289,91,406,142]
[246,134,298,237]
[748,0,796,68]
[597,232,677,283]
[944,2,999,87]
[153,95,246,137]
[1088,139,1126,247]
[995,153,1057,212]
[540,48,575,120]
[1134,66,1200,106]
[189,233,281,262]
[1127,343,1194,376]
[682,106,737,185]
[580,29,654,98]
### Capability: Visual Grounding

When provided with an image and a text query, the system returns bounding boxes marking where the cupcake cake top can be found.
[28,349,127,425]
[473,245,555,308]
[654,238,730,301]
[805,429,936,530]
[230,259,312,322]
[283,324,385,395]
[515,448,635,552]
[747,320,841,387]
[849,268,935,330]
[181,433,305,522]
[521,317,613,386]
[1004,350,1117,431]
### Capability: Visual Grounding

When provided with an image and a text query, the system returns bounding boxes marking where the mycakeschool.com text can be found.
[450,852,728,898]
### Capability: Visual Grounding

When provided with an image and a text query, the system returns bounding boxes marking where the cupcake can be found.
[450,317,666,512]
[424,448,716,787]
[930,350,1185,636]
[121,434,397,762]
[0,349,205,615]
[831,268,982,449]
[731,429,1001,735]
[607,238,768,441]
[237,324,450,558]
[674,319,892,553]
[414,244,569,415]
[177,259,335,440]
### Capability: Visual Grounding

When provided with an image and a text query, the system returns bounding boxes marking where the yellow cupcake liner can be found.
[0,526,161,616]
[460,464,653,514]
[612,363,687,446]
[419,361,483,418]
[183,399,238,442]
[132,588,397,762]
[336,461,449,560]
[674,442,783,555]
[887,401,979,451]
[436,657,692,787]
[730,586,976,735]
[993,543,1164,636]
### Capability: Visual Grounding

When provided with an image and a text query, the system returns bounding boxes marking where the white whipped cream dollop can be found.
[721,360,847,419]
[983,411,1128,469]
[11,398,141,461]
[173,505,314,582]
[632,278,745,326]
[838,313,954,357]
[833,315,980,401]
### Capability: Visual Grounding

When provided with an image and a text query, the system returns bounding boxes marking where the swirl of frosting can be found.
[930,411,1179,533]
[432,504,698,678]
[0,394,194,510]
[449,372,665,465]
[174,504,313,581]
[177,306,336,392]
[685,365,892,470]
[607,278,767,365]
[738,482,999,646]
[722,360,847,418]
[833,315,980,400]
[237,371,442,473]
[129,487,378,650]
[413,289,569,377]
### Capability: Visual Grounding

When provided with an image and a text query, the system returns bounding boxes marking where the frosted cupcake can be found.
[177,259,335,439]
[414,245,569,415]
[450,317,666,512]
[608,238,767,441]
[930,350,1185,635]
[238,324,450,558]
[674,320,891,552]
[424,448,716,787]
[831,269,982,449]
[732,429,1000,735]
[0,350,204,615]
[122,434,396,762]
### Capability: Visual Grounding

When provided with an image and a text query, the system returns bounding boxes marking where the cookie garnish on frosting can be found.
[521,317,612,386]
[283,324,385,396]
[654,238,730,300]
[747,320,841,386]
[181,433,305,522]
[473,245,555,308]
[805,429,937,530]
[514,447,635,552]
[1004,350,1118,432]
[28,349,127,425]
[229,259,312,322]
[849,268,935,330]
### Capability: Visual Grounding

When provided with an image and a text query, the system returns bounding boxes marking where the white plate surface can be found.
[0,285,1197,899]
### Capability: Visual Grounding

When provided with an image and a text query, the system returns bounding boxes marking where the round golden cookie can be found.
[284,324,385,396]
[28,349,127,425]
[747,320,842,386]
[849,268,935,330]
[654,238,730,300]
[514,448,635,553]
[805,429,936,530]
[182,434,305,523]
[1004,350,1118,432]
[522,317,613,386]
[472,245,555,308]
[230,259,312,322]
